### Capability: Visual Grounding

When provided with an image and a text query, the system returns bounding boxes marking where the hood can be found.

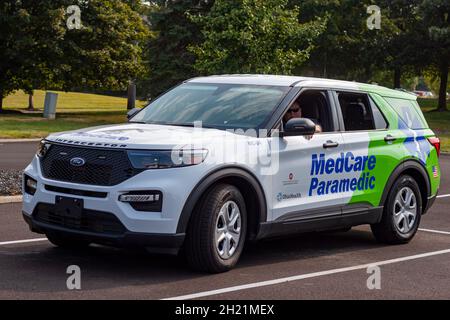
[46,123,246,150]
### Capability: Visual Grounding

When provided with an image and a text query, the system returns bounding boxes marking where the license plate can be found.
[55,196,83,220]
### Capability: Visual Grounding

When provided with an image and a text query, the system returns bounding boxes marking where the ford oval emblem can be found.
[70,157,86,167]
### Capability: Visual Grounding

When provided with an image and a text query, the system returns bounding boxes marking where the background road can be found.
[0,141,38,170]
[0,146,448,299]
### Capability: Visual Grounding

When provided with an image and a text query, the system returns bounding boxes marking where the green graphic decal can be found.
[347,88,440,207]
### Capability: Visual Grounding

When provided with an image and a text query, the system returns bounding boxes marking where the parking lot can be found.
[0,143,449,299]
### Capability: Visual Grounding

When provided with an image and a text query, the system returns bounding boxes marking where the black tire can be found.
[185,184,247,273]
[371,175,422,244]
[46,233,91,249]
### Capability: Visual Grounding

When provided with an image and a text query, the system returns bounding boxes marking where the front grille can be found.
[40,144,139,186]
[34,203,126,235]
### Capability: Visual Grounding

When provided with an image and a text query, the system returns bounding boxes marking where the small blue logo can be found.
[276,192,283,202]
[70,157,86,167]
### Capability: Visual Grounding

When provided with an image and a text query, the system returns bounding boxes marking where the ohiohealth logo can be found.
[277,192,302,202]
[276,192,283,202]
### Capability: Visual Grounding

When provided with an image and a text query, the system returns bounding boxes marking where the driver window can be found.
[282,90,332,133]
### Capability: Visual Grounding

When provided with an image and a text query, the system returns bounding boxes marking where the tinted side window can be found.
[384,97,428,129]
[337,92,375,131]
[295,90,333,132]
[369,97,388,129]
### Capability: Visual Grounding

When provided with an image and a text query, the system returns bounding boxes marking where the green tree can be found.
[294,0,404,84]
[0,1,36,111]
[376,0,421,88]
[57,0,150,92]
[143,0,213,99]
[0,0,149,112]
[189,0,325,75]
[294,0,448,103]
[416,0,449,111]
[17,1,66,110]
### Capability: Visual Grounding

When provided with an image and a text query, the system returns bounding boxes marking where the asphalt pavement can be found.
[0,141,39,170]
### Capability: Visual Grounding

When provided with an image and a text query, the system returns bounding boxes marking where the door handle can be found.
[323,140,339,149]
[384,134,397,143]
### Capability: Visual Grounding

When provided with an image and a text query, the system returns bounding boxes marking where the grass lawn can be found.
[0,90,146,139]
[418,98,450,152]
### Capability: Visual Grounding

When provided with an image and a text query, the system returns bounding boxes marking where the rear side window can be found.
[369,97,388,129]
[383,97,428,129]
[337,92,380,131]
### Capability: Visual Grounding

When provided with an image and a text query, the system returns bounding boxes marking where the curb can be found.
[0,195,23,204]
[0,139,41,143]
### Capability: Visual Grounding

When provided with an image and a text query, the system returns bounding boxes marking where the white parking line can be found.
[0,238,47,246]
[419,228,450,235]
[437,194,450,199]
[162,248,450,300]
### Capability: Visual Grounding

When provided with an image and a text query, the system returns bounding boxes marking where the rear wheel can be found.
[185,184,247,273]
[371,175,422,244]
[46,233,91,249]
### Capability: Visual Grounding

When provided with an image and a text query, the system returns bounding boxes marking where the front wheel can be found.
[185,184,247,273]
[371,175,422,244]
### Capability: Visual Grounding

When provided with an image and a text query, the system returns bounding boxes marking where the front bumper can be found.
[22,153,209,238]
[23,211,185,254]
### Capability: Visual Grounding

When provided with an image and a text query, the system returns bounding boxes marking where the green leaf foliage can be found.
[188,0,325,75]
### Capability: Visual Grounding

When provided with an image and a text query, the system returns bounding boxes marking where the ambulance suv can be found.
[22,75,441,273]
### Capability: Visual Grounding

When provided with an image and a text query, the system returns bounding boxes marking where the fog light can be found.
[119,194,160,202]
[24,175,37,195]
[118,191,163,212]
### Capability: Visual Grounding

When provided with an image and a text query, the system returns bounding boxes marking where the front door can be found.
[270,89,352,222]
[271,132,347,222]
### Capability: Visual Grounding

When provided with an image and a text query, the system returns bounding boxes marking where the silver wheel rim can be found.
[393,187,417,234]
[215,201,242,260]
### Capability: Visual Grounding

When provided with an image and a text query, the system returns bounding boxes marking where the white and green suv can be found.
[22,75,441,273]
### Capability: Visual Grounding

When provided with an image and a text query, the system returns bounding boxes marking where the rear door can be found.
[333,90,400,213]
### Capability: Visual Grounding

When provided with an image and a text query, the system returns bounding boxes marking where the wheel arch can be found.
[176,166,268,240]
[380,159,431,214]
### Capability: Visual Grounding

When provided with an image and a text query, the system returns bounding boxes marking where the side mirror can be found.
[127,108,140,120]
[282,118,316,137]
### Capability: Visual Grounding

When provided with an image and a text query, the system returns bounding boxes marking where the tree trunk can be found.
[394,67,401,89]
[0,92,3,113]
[28,92,35,111]
[437,60,449,112]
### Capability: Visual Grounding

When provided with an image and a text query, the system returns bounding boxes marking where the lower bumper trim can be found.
[22,212,185,255]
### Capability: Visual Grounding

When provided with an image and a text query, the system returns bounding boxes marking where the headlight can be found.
[127,149,208,169]
[24,175,37,195]
[37,140,52,157]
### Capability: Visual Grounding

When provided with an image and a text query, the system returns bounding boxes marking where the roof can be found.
[187,74,416,100]
[188,74,307,86]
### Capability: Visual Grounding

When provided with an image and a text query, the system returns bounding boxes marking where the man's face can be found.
[284,102,302,122]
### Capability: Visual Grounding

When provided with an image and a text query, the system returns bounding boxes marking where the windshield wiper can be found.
[137,121,219,129]
[164,122,196,127]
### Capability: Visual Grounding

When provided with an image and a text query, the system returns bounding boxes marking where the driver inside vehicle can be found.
[282,101,323,133]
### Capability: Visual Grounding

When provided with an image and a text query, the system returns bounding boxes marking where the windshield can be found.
[131,83,290,129]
